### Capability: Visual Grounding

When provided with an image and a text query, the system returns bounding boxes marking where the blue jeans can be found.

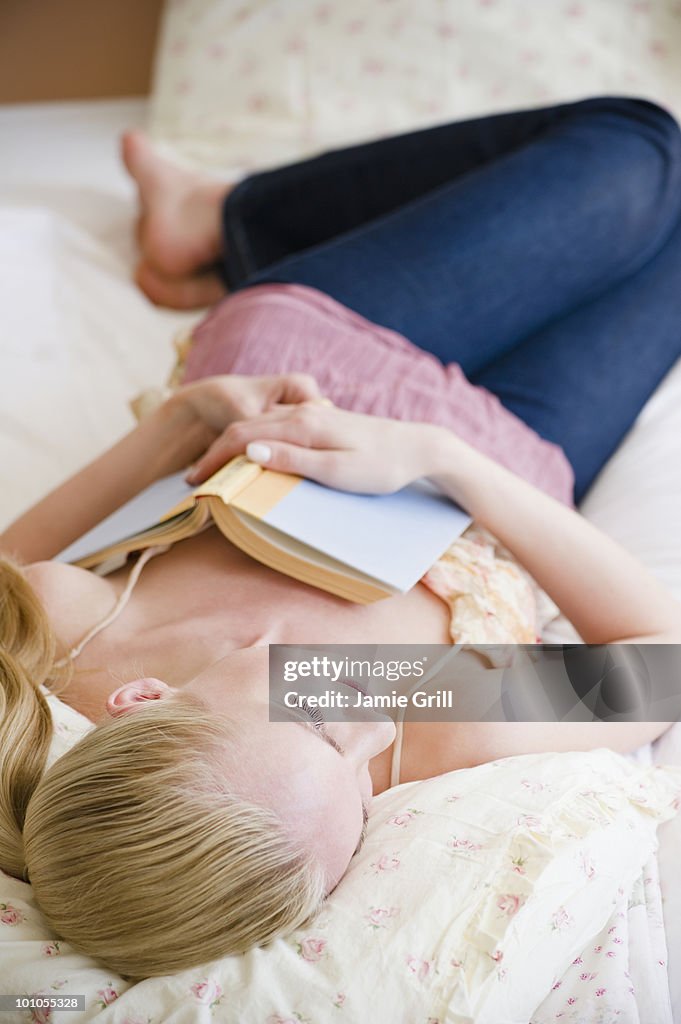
[221,97,681,501]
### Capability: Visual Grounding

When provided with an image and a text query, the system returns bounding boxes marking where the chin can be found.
[361,765,375,804]
[376,718,398,748]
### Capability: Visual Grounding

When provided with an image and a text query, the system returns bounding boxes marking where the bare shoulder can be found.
[25,561,118,650]
[394,720,674,785]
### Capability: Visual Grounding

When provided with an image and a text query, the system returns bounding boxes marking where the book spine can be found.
[193,455,262,502]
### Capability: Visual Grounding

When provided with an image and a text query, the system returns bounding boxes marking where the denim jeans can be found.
[221,97,681,500]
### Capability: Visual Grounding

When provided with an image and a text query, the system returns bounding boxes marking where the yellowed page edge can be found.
[208,499,390,604]
[74,504,210,569]
[230,469,301,519]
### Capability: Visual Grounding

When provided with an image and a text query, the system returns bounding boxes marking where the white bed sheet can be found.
[0,97,680,1019]
[0,99,199,527]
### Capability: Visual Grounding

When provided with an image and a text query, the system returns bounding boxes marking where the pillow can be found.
[149,0,681,174]
[38,685,95,771]
[2,689,679,1024]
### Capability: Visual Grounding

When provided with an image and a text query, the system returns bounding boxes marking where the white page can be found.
[55,471,194,563]
[262,478,471,592]
[55,470,471,592]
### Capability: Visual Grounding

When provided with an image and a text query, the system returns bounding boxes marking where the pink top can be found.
[182,283,574,505]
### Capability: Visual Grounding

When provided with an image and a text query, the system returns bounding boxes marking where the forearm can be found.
[0,397,211,564]
[172,400,681,643]
[426,430,681,643]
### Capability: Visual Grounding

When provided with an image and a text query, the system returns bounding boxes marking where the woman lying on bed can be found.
[1,97,681,981]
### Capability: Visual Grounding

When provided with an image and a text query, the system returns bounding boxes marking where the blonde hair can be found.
[0,558,326,979]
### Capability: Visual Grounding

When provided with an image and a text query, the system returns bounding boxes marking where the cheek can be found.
[280,760,364,888]
[315,793,366,891]
[358,762,374,804]
[226,726,366,888]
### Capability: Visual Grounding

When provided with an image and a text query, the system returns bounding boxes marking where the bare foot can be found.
[135,261,227,310]
[121,130,230,279]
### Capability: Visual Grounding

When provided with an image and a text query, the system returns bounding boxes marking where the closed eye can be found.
[296,712,366,856]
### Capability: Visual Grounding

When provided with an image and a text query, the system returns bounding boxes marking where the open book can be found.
[55,456,471,603]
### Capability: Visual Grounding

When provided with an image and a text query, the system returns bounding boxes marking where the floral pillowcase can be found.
[2,732,679,1023]
[149,0,681,177]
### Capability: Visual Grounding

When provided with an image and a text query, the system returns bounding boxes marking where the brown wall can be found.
[0,0,164,103]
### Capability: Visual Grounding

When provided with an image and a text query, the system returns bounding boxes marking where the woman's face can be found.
[106,647,395,891]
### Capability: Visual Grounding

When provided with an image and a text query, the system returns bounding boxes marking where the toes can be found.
[120,130,148,179]
[121,130,171,202]
[122,131,226,278]
[120,131,135,175]
[135,262,227,311]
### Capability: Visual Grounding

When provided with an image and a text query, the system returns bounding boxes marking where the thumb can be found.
[246,440,335,483]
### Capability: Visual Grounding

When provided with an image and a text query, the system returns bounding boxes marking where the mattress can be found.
[0,96,679,1019]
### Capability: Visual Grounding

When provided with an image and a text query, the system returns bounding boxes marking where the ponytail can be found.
[0,558,67,880]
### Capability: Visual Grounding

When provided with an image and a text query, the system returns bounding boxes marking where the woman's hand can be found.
[179,381,681,648]
[177,373,322,435]
[186,402,454,492]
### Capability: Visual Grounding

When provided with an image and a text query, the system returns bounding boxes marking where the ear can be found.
[106,678,173,718]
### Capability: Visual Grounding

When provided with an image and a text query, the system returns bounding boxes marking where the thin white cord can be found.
[54,544,172,668]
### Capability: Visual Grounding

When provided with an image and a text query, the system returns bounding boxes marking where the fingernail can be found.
[185,464,200,483]
[246,442,271,464]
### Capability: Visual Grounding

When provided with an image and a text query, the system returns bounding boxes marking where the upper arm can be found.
[619,632,681,644]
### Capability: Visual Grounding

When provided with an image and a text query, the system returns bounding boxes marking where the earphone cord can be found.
[53,544,172,668]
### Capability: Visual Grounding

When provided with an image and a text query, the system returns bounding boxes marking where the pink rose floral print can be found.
[0,902,24,925]
[296,937,327,962]
[190,978,224,1010]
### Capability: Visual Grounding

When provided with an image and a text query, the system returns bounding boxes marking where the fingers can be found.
[244,440,341,485]
[273,373,322,407]
[186,403,340,483]
[243,437,398,493]
[178,373,324,440]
